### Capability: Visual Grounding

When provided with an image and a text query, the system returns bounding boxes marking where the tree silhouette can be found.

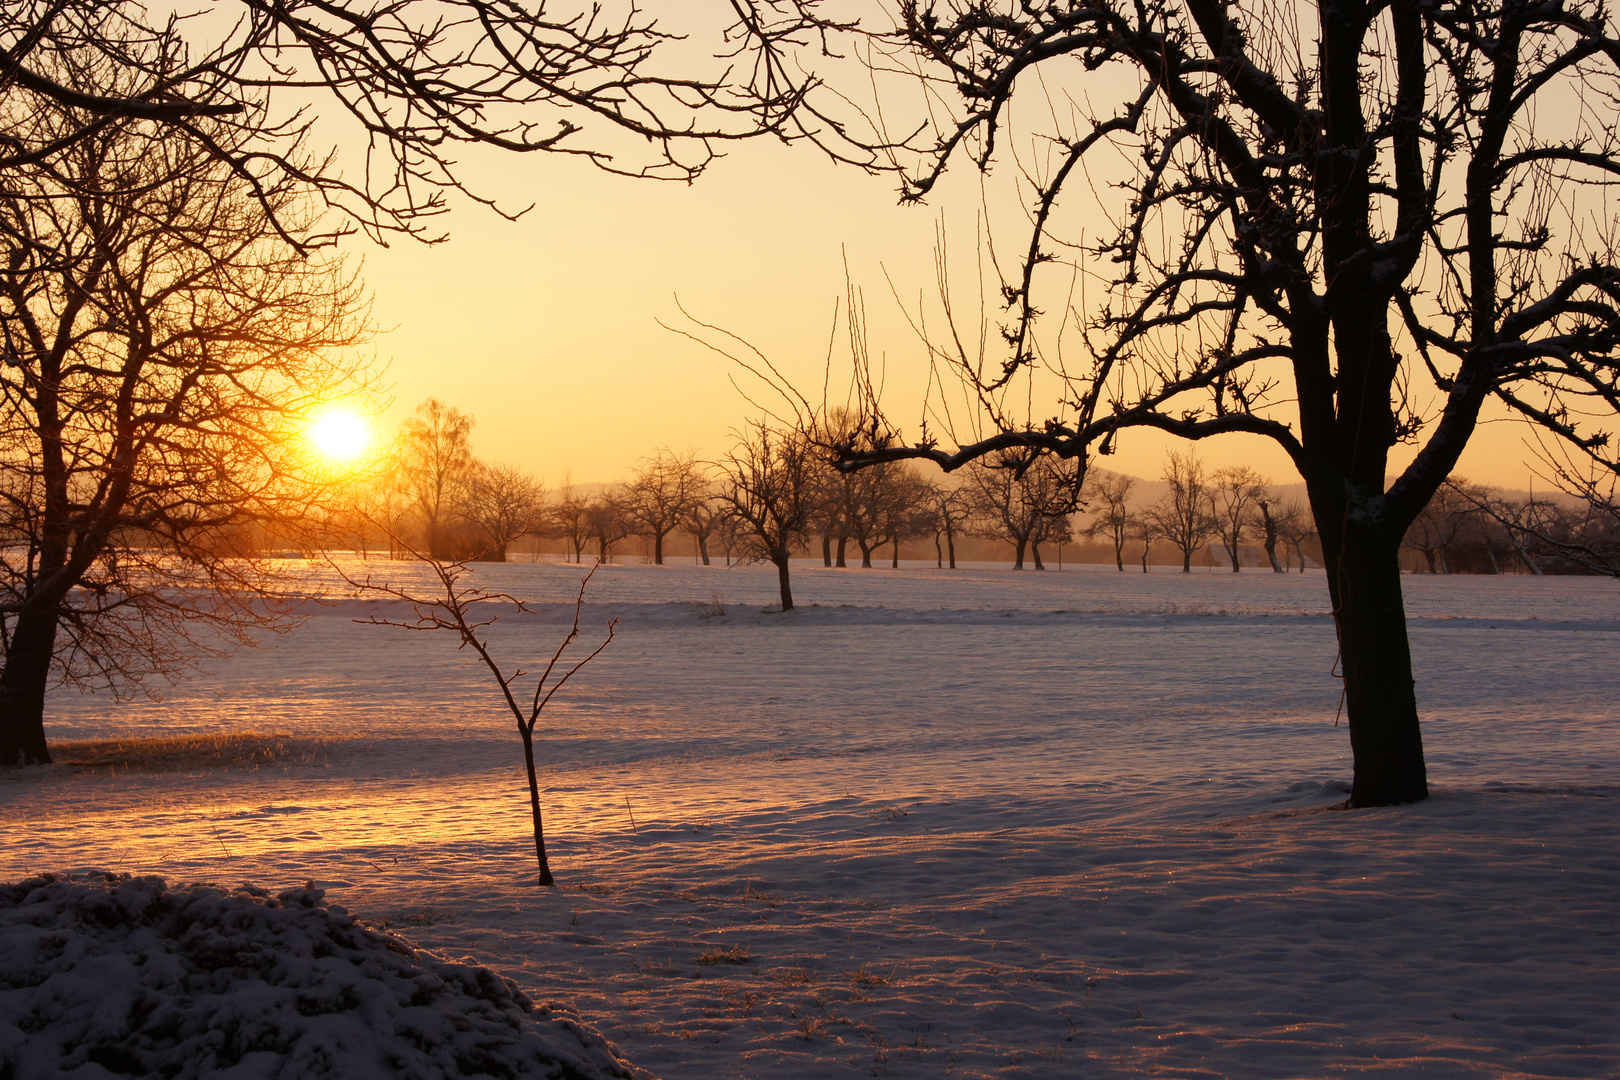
[824,0,1620,805]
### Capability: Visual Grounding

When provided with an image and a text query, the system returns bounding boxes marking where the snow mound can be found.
[0,873,651,1080]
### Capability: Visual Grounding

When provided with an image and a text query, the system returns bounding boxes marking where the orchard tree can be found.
[1210,467,1270,572]
[717,422,815,609]
[395,399,477,560]
[926,482,974,568]
[1084,472,1138,571]
[623,450,706,565]
[463,463,546,561]
[549,480,593,564]
[1142,451,1219,573]
[819,0,1620,805]
[0,73,370,766]
[964,457,1082,569]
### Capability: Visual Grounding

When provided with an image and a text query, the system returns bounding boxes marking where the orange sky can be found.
[349,136,1549,493]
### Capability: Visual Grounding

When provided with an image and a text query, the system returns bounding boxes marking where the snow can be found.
[2,560,1617,1078]
[0,874,648,1080]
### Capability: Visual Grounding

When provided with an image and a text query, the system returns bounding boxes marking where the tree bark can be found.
[835,536,848,568]
[774,552,794,610]
[822,534,832,566]
[1013,538,1027,569]
[519,726,554,886]
[1031,542,1044,570]
[0,609,59,766]
[653,531,664,565]
[946,529,957,569]
[1323,527,1430,806]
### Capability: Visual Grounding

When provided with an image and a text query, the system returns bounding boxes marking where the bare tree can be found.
[716,422,815,610]
[1276,501,1319,573]
[586,493,632,564]
[925,482,974,569]
[1084,473,1138,572]
[462,463,546,562]
[350,555,614,887]
[0,85,371,766]
[622,450,705,565]
[1143,451,1219,574]
[812,0,1620,804]
[1402,480,1481,574]
[683,489,724,566]
[548,479,592,565]
[964,457,1081,569]
[396,399,477,561]
[1253,498,1298,574]
[1209,467,1270,572]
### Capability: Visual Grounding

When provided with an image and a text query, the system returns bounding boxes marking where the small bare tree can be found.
[1143,451,1219,573]
[462,463,546,562]
[1210,467,1270,572]
[1253,499,1295,573]
[1084,473,1138,572]
[925,482,974,569]
[717,422,815,610]
[549,480,592,565]
[586,494,632,564]
[622,450,705,565]
[682,489,724,566]
[352,557,614,887]
[964,457,1082,570]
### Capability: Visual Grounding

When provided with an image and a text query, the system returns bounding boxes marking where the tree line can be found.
[349,400,1615,604]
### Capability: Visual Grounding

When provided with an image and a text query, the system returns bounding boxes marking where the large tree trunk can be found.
[1181,546,1193,572]
[822,534,832,567]
[1031,542,1044,570]
[859,540,874,568]
[653,531,664,565]
[835,536,848,568]
[774,552,794,610]
[1323,527,1430,807]
[891,540,899,568]
[0,610,59,766]
[1013,538,1026,569]
[698,535,711,566]
[947,529,957,569]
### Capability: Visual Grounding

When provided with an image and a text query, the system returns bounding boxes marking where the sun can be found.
[305,408,372,463]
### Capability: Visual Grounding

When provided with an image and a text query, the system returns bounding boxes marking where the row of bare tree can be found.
[365,400,1618,589]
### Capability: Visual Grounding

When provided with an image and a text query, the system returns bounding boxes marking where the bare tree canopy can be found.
[799,0,1620,806]
[0,1,879,242]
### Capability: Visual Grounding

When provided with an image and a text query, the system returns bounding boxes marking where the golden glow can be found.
[306,408,372,462]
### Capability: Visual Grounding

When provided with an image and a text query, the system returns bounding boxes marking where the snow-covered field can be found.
[4,560,1617,1078]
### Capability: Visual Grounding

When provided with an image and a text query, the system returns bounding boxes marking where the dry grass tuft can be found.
[53,732,340,773]
[844,964,893,986]
[693,945,753,966]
